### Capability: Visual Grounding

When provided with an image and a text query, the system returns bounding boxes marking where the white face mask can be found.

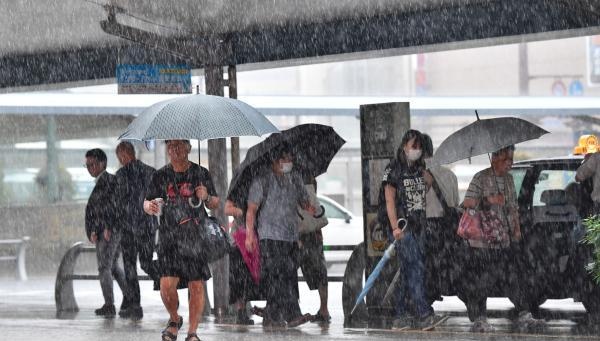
[406,149,422,161]
[280,162,293,173]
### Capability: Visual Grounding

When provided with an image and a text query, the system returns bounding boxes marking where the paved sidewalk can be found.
[0,276,597,341]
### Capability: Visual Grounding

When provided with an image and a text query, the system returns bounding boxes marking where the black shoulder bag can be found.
[162,166,230,262]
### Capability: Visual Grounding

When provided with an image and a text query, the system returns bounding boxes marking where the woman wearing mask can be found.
[382,129,447,331]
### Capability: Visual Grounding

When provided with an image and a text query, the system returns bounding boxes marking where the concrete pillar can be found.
[519,43,529,96]
[153,140,167,169]
[204,64,230,320]
[46,116,59,203]
[228,65,240,170]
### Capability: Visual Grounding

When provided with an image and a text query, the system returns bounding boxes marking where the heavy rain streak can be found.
[0,1,600,341]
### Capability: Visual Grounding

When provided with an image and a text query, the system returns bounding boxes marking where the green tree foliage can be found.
[583,216,600,284]
[35,166,75,202]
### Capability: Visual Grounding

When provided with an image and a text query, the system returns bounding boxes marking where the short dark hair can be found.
[270,142,292,162]
[116,141,136,157]
[492,145,515,158]
[85,148,107,164]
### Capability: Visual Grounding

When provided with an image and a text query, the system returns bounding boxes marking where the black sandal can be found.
[185,333,201,341]
[162,316,183,341]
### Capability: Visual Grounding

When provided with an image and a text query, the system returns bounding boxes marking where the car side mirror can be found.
[344,213,351,224]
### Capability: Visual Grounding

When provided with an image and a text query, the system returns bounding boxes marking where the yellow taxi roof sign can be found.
[573,134,598,155]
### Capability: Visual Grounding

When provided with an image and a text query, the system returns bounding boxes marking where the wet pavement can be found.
[0,276,599,340]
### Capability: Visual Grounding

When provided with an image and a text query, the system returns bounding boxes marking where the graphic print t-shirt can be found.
[381,160,426,231]
[146,162,217,228]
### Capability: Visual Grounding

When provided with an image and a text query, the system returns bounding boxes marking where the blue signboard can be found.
[116,64,192,94]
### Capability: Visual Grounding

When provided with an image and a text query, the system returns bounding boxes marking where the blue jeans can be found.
[393,231,432,319]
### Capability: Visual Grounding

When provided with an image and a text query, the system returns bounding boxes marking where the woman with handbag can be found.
[224,197,262,325]
[461,145,544,333]
[382,129,446,331]
[143,139,220,341]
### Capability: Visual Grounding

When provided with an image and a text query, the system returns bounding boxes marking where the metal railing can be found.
[0,236,30,281]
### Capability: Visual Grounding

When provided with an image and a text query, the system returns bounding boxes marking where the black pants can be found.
[425,217,462,296]
[461,247,503,321]
[260,239,302,322]
[120,229,155,308]
[229,247,262,304]
[460,246,527,322]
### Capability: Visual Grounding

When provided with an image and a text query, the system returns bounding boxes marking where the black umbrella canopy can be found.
[227,124,346,208]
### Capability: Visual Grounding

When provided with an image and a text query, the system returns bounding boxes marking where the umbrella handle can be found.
[397,218,407,231]
[297,205,326,220]
[314,205,325,218]
[188,197,203,208]
[385,219,406,257]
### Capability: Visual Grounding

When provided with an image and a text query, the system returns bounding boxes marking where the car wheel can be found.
[342,242,367,327]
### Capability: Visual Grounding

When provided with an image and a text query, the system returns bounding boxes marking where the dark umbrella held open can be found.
[227,123,346,208]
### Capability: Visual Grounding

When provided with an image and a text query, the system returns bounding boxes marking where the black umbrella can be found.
[227,124,346,207]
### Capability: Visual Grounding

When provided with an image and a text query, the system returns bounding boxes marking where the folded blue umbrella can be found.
[350,219,406,315]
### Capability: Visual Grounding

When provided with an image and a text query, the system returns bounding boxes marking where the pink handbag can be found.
[231,227,261,284]
[457,209,509,244]
[457,209,483,240]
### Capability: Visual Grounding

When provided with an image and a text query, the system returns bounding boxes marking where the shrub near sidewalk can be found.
[584,216,600,284]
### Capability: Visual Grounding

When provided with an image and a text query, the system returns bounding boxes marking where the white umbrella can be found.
[119,95,279,141]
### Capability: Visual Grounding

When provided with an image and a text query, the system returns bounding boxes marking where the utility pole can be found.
[46,116,59,203]
[204,64,230,322]
[228,65,240,170]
